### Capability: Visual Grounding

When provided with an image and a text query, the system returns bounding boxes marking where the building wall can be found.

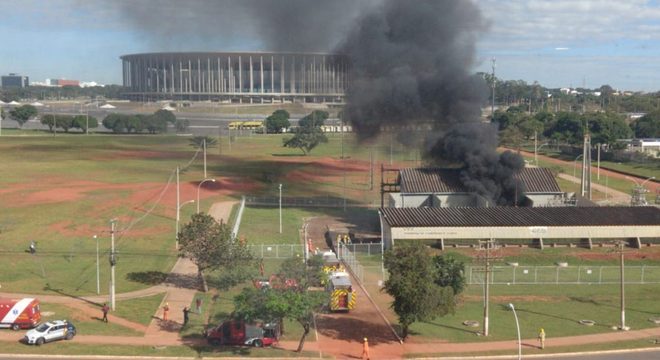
[120,52,348,102]
[1,74,29,88]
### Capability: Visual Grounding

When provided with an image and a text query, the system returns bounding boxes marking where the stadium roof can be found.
[398,167,561,194]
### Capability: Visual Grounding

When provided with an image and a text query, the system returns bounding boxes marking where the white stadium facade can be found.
[120,52,349,103]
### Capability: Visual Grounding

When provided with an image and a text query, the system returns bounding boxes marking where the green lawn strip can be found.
[405,337,660,358]
[405,283,660,343]
[113,293,166,327]
[598,160,660,180]
[239,207,312,245]
[517,152,635,195]
[0,341,318,358]
[39,302,142,337]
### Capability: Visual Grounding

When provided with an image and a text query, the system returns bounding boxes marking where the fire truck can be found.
[327,272,356,312]
[205,320,279,347]
[0,298,41,330]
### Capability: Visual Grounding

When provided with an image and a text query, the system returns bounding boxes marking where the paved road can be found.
[531,348,660,360]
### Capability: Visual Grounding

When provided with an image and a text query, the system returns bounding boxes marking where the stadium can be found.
[120,52,349,103]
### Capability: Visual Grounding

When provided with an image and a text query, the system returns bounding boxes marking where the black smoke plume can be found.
[337,0,525,205]
[100,0,375,52]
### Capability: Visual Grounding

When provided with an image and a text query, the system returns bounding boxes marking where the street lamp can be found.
[535,143,549,166]
[573,154,583,178]
[176,200,195,249]
[508,303,522,360]
[196,178,216,213]
[93,235,99,295]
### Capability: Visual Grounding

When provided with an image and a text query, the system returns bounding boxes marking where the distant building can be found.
[54,79,80,87]
[1,73,29,88]
[631,138,660,158]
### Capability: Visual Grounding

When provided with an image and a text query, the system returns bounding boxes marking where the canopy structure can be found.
[100,104,116,109]
[30,102,44,107]
[8,101,21,105]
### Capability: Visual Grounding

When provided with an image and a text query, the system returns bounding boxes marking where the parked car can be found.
[205,320,279,347]
[24,320,76,345]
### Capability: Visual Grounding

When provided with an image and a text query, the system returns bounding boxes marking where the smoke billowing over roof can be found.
[108,0,525,205]
[337,0,525,205]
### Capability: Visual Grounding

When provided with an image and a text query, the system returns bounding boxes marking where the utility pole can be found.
[278,184,282,234]
[614,241,629,331]
[109,219,117,311]
[176,166,180,249]
[534,131,538,166]
[491,58,496,119]
[476,239,501,337]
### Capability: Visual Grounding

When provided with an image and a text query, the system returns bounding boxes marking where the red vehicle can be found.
[205,320,279,347]
[0,298,41,330]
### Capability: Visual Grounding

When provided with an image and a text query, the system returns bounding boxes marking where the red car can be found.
[205,320,279,347]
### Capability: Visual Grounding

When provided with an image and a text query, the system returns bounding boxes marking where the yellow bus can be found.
[227,121,264,131]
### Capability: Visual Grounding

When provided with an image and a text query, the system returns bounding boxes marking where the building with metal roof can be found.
[387,167,570,208]
[379,206,660,249]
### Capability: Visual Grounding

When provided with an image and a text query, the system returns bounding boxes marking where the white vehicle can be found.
[24,320,76,345]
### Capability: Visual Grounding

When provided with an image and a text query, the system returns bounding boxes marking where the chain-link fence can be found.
[337,243,388,286]
[467,265,660,285]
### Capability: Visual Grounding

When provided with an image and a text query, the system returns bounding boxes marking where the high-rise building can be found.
[1,73,29,88]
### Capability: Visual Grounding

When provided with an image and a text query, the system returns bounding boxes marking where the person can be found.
[162,302,170,321]
[29,241,36,254]
[101,303,109,323]
[361,337,370,360]
[182,306,190,326]
[195,298,202,314]
[538,328,546,349]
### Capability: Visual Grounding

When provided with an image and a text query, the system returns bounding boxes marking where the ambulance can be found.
[0,298,41,330]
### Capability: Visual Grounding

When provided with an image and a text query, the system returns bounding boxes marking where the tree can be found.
[282,111,330,154]
[632,111,660,138]
[56,115,74,133]
[178,213,253,292]
[298,110,328,128]
[585,112,632,146]
[175,118,190,133]
[41,114,56,132]
[233,257,325,352]
[9,104,38,128]
[72,115,98,132]
[102,113,126,133]
[433,255,466,296]
[154,109,176,125]
[383,243,456,340]
[265,109,290,133]
[543,111,583,145]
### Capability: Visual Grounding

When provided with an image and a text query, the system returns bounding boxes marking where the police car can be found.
[24,320,76,345]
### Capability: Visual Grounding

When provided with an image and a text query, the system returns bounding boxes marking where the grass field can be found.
[1,130,658,356]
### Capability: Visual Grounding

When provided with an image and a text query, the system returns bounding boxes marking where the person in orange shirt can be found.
[362,337,370,360]
[162,302,170,321]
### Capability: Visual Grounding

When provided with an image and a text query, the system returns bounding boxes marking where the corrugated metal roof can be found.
[515,168,561,193]
[380,206,660,227]
[398,167,561,194]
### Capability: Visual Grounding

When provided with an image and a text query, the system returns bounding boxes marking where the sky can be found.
[0,0,659,92]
